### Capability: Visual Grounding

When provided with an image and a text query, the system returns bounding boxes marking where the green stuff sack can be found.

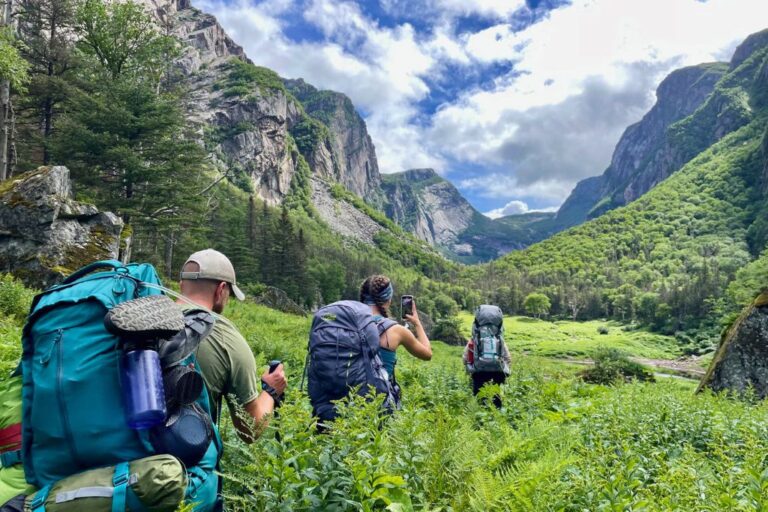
[0,374,35,506]
[24,455,186,512]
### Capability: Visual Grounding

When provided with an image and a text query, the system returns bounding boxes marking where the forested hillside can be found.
[466,36,768,345]
[1,0,767,348]
[0,0,480,321]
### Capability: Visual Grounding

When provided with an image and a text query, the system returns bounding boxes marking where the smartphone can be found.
[401,295,414,319]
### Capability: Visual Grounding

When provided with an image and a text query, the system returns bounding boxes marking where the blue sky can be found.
[195,0,768,217]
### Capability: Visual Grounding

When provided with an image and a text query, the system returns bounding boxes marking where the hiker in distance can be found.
[463,304,511,408]
[177,249,287,442]
[361,275,433,398]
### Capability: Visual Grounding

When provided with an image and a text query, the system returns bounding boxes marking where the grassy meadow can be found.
[2,277,768,510]
[457,311,682,360]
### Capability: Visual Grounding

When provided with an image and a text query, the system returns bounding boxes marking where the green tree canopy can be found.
[0,28,29,90]
[524,292,551,319]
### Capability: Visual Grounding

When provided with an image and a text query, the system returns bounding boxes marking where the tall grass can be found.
[1,285,767,510]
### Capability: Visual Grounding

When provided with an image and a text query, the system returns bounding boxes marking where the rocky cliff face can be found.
[730,28,768,70]
[698,292,768,398]
[0,166,123,288]
[137,0,303,205]
[380,169,556,262]
[555,63,727,229]
[136,0,382,208]
[382,169,476,252]
[286,79,384,205]
[557,32,768,231]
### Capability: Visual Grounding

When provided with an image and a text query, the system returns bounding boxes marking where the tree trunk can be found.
[164,232,175,278]
[0,81,9,181]
[42,20,56,164]
[120,213,132,263]
[0,0,12,180]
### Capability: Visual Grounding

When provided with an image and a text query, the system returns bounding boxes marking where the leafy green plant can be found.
[0,274,34,320]
[581,347,655,384]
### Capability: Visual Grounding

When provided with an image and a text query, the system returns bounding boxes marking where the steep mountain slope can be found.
[555,29,768,235]
[284,79,384,206]
[381,169,557,262]
[554,62,728,230]
[136,0,383,213]
[469,34,768,336]
[382,169,476,252]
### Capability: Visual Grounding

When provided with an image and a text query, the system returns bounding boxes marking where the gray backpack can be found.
[472,305,506,373]
[307,301,399,422]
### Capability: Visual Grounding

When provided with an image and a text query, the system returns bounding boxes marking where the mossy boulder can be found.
[0,166,123,289]
[698,291,768,398]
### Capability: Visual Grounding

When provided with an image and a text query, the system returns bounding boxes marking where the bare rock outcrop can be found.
[698,292,768,398]
[382,168,475,250]
[310,177,383,245]
[285,79,384,205]
[0,167,123,288]
[137,0,384,208]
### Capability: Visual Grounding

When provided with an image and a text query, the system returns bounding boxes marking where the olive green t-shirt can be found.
[181,305,261,418]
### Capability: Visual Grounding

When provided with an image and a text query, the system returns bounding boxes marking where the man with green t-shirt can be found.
[177,249,287,443]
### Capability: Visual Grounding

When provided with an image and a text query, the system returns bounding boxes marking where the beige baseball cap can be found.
[180,249,245,300]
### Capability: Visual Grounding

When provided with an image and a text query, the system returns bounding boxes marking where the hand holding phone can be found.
[401,295,414,319]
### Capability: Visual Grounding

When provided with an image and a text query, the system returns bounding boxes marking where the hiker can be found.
[463,304,511,408]
[306,275,431,426]
[20,260,224,511]
[360,275,432,394]
[177,249,287,442]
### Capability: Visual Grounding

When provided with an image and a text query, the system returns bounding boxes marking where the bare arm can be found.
[398,302,431,360]
[397,324,432,360]
[501,342,511,364]
[230,365,287,444]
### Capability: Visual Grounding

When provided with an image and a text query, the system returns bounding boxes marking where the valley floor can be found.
[2,297,766,510]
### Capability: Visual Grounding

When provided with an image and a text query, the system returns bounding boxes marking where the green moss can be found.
[0,166,48,197]
[57,226,118,275]
[216,58,287,99]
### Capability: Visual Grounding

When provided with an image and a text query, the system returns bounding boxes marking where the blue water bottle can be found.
[121,349,166,429]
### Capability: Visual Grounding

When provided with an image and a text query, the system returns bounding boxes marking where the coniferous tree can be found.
[15,0,76,166]
[52,0,207,261]
[0,5,29,180]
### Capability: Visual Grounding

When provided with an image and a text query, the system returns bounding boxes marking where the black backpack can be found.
[306,300,399,422]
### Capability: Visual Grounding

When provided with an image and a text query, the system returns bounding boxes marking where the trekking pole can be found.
[266,360,282,442]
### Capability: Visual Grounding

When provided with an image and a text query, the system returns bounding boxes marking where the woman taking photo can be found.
[359,275,432,399]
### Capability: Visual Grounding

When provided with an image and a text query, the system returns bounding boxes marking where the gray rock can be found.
[698,292,768,398]
[730,28,768,70]
[134,0,387,210]
[557,63,727,229]
[310,176,383,245]
[382,168,475,248]
[253,286,308,316]
[285,79,384,205]
[0,166,124,289]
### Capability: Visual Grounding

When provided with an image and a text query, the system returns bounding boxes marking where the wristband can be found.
[261,379,283,406]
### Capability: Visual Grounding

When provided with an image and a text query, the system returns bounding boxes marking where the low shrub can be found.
[431,317,466,345]
[0,273,34,320]
[597,325,609,335]
[581,347,655,384]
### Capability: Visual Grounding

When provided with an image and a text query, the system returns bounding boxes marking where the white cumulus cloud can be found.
[193,0,768,207]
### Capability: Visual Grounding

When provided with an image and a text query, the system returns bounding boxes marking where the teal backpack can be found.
[20,260,222,511]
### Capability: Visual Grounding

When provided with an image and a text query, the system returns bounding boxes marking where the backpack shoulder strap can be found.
[374,318,398,336]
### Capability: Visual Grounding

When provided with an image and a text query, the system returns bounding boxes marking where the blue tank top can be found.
[373,315,397,377]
